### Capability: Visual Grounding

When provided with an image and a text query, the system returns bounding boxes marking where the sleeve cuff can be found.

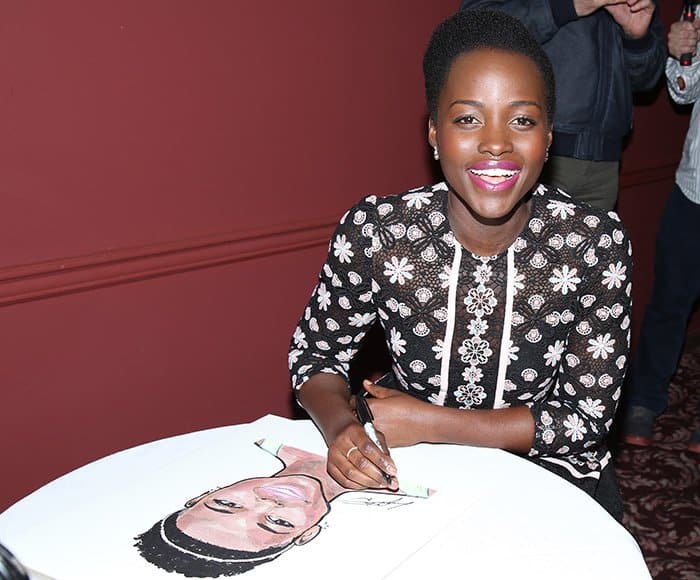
[549,0,577,28]
[622,31,655,52]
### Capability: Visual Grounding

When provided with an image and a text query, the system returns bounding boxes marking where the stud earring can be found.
[433,147,439,161]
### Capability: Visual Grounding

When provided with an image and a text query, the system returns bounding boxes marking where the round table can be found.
[0,414,650,579]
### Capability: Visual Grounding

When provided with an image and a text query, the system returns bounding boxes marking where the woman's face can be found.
[176,475,329,552]
[429,48,552,222]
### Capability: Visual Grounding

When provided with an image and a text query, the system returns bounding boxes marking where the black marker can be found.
[355,393,393,485]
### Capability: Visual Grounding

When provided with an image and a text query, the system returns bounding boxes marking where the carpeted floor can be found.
[614,343,700,579]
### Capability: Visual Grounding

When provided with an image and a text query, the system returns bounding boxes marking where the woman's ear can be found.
[428,117,437,150]
[294,525,322,546]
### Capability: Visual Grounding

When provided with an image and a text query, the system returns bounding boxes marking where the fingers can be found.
[362,379,394,399]
[670,21,699,37]
[326,425,398,491]
[625,0,653,13]
[330,441,398,490]
[669,21,699,59]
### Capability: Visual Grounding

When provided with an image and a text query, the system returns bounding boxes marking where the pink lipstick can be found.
[467,160,521,192]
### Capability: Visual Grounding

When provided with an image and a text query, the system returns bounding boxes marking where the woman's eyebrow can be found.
[204,504,237,514]
[448,99,542,110]
[257,522,290,534]
[509,100,543,110]
[449,99,483,108]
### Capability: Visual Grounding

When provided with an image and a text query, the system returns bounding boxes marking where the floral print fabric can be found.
[289,183,632,485]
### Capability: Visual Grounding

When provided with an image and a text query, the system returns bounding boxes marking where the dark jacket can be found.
[458,0,666,161]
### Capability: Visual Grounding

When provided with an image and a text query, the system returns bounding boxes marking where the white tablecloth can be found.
[0,414,650,580]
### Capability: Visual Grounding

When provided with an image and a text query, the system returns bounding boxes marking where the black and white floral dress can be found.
[289,182,631,494]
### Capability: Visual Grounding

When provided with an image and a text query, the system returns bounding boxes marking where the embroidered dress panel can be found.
[289,183,632,486]
[494,247,515,409]
[435,242,462,406]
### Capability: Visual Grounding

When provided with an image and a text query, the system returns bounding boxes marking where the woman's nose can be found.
[478,125,512,157]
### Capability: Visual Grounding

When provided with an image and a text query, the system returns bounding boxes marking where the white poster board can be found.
[0,415,473,580]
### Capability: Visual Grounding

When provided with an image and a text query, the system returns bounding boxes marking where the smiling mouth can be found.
[469,167,519,184]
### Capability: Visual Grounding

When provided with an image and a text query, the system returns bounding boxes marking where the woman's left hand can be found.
[362,379,432,447]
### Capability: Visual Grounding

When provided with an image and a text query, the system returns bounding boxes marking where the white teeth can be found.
[470,168,517,177]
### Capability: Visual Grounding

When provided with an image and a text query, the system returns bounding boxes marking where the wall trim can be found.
[0,217,337,307]
[0,162,676,307]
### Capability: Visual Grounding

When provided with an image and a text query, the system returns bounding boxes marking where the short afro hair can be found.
[134,511,293,577]
[423,9,555,124]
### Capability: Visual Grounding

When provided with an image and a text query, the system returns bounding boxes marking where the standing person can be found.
[289,9,633,521]
[622,9,700,453]
[457,0,665,211]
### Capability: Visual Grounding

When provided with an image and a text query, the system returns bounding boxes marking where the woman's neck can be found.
[447,191,532,257]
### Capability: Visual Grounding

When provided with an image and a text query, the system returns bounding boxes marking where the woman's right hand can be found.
[326,419,398,491]
[296,373,398,492]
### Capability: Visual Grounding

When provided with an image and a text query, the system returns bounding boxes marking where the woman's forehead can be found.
[442,49,546,98]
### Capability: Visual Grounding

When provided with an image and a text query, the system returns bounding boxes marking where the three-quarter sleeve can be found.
[527,215,632,459]
[289,197,379,392]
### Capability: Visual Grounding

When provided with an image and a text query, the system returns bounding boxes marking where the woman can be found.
[289,9,631,521]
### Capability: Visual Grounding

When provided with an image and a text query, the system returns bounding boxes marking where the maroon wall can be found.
[0,1,453,511]
[0,2,694,512]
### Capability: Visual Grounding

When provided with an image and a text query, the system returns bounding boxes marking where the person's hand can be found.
[604,0,655,39]
[574,0,617,18]
[362,380,431,447]
[573,1,655,39]
[325,412,398,492]
[668,19,700,61]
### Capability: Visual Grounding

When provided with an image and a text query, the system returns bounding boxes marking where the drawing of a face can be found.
[176,474,330,552]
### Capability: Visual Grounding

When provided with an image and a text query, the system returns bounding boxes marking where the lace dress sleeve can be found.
[527,215,632,458]
[289,196,379,393]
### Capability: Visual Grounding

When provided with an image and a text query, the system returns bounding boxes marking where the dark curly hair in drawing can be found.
[423,9,555,123]
[134,511,294,578]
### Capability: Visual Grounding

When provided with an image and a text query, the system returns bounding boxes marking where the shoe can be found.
[621,405,655,447]
[688,428,700,454]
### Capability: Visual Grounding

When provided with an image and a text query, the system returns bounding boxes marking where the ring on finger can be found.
[345,445,358,459]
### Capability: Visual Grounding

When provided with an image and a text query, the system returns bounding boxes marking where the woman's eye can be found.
[213,499,242,509]
[266,515,294,528]
[512,116,535,127]
[455,115,479,125]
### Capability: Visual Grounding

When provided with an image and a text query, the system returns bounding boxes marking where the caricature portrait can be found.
[134,440,424,578]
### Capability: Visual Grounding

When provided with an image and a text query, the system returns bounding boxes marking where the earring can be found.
[433,147,439,161]
[544,148,550,163]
